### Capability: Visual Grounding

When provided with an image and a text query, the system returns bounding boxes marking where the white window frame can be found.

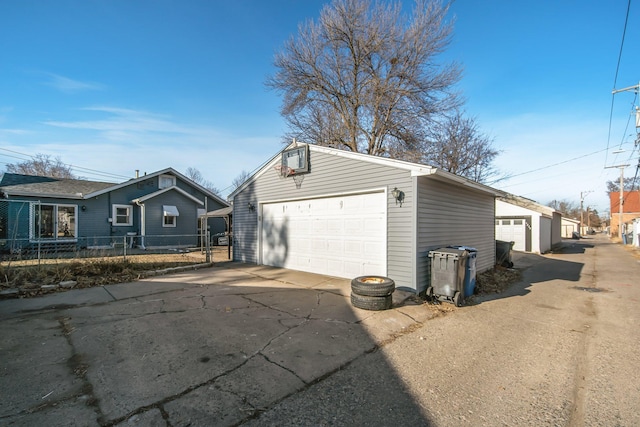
[159,174,176,189]
[163,215,177,228]
[112,204,133,226]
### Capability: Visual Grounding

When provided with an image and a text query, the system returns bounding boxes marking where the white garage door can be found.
[261,192,386,278]
[495,219,526,251]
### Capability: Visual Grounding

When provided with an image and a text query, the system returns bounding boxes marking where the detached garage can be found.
[496,195,562,254]
[230,143,501,293]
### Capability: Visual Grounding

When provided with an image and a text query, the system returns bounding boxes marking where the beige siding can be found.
[416,177,496,293]
[233,149,415,289]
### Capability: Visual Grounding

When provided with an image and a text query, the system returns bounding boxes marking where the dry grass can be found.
[475,267,522,294]
[1,248,232,298]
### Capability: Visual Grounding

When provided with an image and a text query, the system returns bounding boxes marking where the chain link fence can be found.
[1,200,231,265]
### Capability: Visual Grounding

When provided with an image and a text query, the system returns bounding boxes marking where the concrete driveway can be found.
[0,262,440,426]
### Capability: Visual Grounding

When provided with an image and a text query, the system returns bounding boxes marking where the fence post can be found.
[123,236,127,261]
[205,231,211,263]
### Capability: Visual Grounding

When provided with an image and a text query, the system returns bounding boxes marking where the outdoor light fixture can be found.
[248,202,256,212]
[81,205,87,211]
[391,187,404,206]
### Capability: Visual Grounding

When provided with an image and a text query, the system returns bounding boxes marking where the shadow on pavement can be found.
[473,244,586,304]
[0,275,434,426]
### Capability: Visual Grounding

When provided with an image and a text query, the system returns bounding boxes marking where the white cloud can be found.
[43,73,105,93]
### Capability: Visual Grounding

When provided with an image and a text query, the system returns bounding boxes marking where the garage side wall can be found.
[232,149,414,288]
[417,177,495,294]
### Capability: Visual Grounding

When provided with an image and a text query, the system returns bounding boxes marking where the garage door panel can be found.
[496,219,526,251]
[261,192,386,278]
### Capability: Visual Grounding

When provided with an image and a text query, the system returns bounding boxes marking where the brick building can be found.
[609,190,640,237]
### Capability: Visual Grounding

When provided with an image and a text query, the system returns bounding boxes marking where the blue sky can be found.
[1,0,638,215]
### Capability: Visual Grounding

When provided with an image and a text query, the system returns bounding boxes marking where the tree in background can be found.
[6,154,75,178]
[267,0,461,157]
[548,199,602,229]
[606,176,640,193]
[418,110,499,183]
[185,167,221,196]
[231,170,251,191]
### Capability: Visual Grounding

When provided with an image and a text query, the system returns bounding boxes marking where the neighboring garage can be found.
[230,142,502,293]
[495,218,529,251]
[496,195,562,254]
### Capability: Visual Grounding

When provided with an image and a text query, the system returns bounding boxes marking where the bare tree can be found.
[419,110,499,183]
[231,170,252,191]
[185,167,221,196]
[606,176,639,193]
[267,0,461,157]
[6,154,76,178]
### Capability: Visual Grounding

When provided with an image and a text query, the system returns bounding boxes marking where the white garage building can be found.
[495,195,562,254]
[230,142,502,293]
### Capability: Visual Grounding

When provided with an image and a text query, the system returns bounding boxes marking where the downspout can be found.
[134,201,146,249]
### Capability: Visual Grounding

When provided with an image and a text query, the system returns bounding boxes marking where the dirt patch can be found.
[475,267,522,294]
[0,249,230,298]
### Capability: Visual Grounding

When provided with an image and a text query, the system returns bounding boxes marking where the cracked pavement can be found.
[0,263,436,426]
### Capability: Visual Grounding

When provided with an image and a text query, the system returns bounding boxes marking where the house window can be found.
[31,204,77,240]
[112,204,133,226]
[159,174,176,189]
[163,205,179,228]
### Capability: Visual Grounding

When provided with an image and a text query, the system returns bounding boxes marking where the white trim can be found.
[258,187,387,206]
[163,215,177,228]
[83,167,228,207]
[159,174,177,189]
[163,205,180,217]
[112,204,134,226]
[229,142,502,199]
[132,186,204,205]
[257,188,388,275]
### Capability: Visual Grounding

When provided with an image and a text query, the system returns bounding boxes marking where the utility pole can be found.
[580,191,592,236]
[605,164,629,239]
[609,82,638,240]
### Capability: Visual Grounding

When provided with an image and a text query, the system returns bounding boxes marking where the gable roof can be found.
[132,186,204,205]
[0,173,114,199]
[498,193,559,217]
[0,168,229,207]
[229,142,504,198]
[84,167,229,206]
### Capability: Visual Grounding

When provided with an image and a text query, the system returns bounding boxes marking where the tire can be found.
[350,293,393,311]
[426,286,434,300]
[351,276,395,297]
[453,291,462,307]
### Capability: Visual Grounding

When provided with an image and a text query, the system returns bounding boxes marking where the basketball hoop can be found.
[273,165,296,179]
[292,174,305,189]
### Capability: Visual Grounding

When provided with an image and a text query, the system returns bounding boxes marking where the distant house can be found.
[495,195,561,254]
[0,168,228,252]
[609,190,640,238]
[229,142,501,294]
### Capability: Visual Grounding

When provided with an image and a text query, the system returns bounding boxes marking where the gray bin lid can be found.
[428,248,468,259]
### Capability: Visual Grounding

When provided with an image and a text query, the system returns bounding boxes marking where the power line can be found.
[0,147,130,181]
[604,0,632,168]
[488,146,614,185]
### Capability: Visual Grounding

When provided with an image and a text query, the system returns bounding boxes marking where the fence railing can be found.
[0,233,233,264]
[1,200,231,264]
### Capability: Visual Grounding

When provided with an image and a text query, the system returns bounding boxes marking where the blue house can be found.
[0,168,228,252]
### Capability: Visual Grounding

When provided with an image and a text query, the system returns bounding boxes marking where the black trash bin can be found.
[427,248,468,306]
[495,240,514,268]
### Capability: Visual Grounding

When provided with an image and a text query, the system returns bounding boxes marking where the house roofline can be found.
[0,191,84,200]
[85,167,229,206]
[131,186,204,205]
[230,142,503,199]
